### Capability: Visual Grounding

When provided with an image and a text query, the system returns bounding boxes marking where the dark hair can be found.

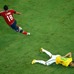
[72,61,74,63]
[3,5,8,10]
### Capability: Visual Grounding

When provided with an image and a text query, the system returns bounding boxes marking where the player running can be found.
[32,48,74,67]
[0,5,30,35]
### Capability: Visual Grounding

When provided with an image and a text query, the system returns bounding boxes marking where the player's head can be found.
[70,61,74,67]
[3,5,8,11]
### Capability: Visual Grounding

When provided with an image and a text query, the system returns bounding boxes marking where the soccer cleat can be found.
[27,32,30,35]
[32,59,36,64]
[40,48,44,52]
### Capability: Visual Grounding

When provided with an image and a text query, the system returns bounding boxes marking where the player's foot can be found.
[32,59,36,64]
[40,48,44,52]
[27,32,30,35]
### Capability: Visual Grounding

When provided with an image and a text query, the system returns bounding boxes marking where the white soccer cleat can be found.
[27,32,30,35]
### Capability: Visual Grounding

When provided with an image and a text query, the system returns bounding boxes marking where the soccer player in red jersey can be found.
[0,5,30,35]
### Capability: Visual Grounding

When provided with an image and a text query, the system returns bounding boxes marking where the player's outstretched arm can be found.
[64,52,72,58]
[15,12,21,15]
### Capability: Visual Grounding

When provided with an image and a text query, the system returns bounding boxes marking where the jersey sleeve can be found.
[13,10,16,14]
[10,9,16,14]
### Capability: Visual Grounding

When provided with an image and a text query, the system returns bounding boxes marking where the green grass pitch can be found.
[0,0,74,74]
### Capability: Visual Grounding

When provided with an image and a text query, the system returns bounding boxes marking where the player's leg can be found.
[45,58,55,66]
[18,26,30,35]
[10,21,30,35]
[41,48,52,57]
[32,58,55,66]
[32,59,46,65]
[45,55,60,66]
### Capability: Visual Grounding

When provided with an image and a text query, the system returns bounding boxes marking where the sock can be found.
[22,31,27,35]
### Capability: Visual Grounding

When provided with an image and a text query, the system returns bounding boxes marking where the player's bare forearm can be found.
[16,12,21,15]
[64,52,72,58]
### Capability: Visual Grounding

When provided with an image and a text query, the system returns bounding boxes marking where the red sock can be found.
[22,31,27,35]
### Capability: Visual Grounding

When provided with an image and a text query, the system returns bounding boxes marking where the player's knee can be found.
[45,62,49,66]
[15,29,19,32]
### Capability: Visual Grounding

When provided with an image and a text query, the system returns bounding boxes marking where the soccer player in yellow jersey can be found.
[32,48,74,67]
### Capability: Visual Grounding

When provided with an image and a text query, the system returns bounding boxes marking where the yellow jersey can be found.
[56,56,72,67]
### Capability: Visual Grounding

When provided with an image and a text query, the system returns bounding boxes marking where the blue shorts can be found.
[10,21,19,32]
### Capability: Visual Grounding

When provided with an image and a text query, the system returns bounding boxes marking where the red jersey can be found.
[0,9,16,26]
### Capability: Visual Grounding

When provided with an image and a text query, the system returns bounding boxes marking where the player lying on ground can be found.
[0,5,30,35]
[32,48,74,67]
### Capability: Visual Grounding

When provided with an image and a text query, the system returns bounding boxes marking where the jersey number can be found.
[7,15,13,22]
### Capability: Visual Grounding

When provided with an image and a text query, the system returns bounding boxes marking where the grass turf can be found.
[0,0,74,74]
